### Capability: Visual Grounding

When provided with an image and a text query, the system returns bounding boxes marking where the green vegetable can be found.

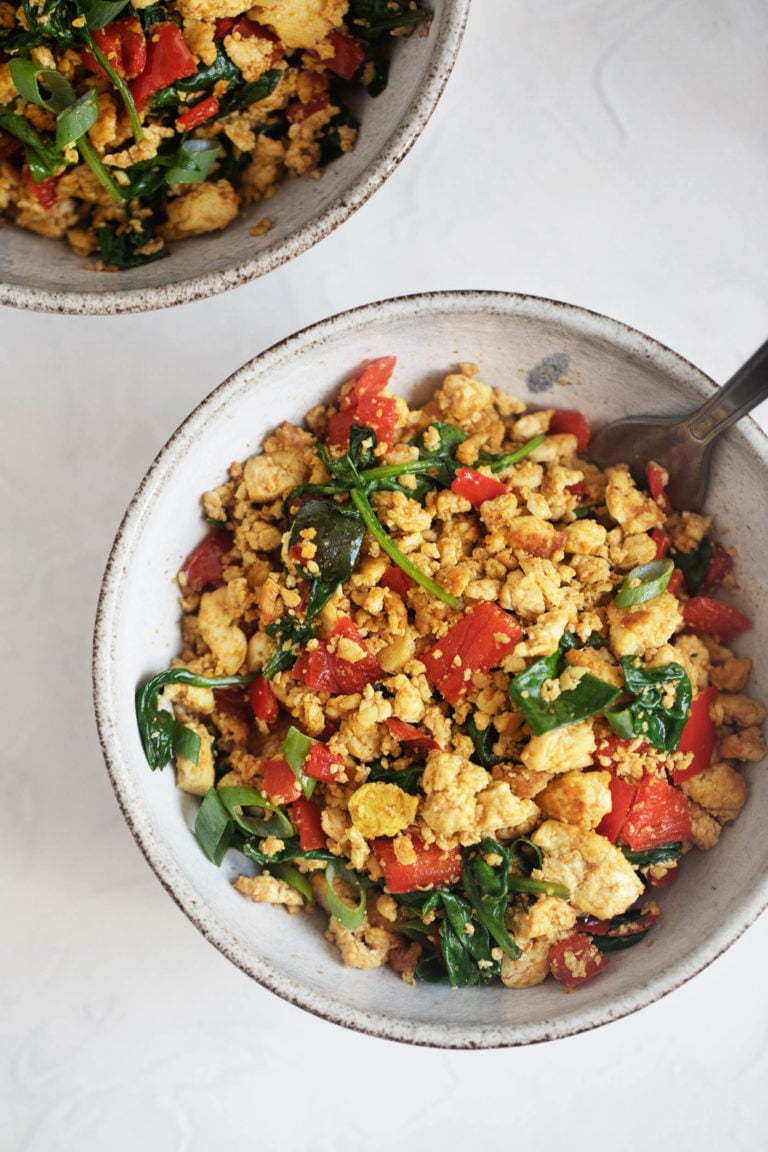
[622,842,684,869]
[461,840,522,961]
[97,220,170,269]
[241,838,334,865]
[606,657,692,752]
[218,786,294,839]
[481,433,547,474]
[366,759,424,795]
[81,28,142,142]
[262,617,316,679]
[54,88,98,148]
[508,836,542,874]
[669,538,712,594]
[283,726,315,799]
[465,710,500,769]
[435,891,502,987]
[165,138,221,185]
[79,0,131,29]
[324,859,366,930]
[509,638,622,735]
[288,498,367,620]
[592,931,649,954]
[615,559,674,608]
[135,667,254,772]
[347,0,432,39]
[0,110,64,180]
[194,787,235,865]
[269,862,314,902]
[507,875,571,899]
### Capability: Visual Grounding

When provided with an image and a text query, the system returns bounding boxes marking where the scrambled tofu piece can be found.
[235,873,305,910]
[606,591,683,657]
[537,769,612,829]
[162,180,241,241]
[532,820,644,919]
[175,720,215,796]
[520,720,596,777]
[251,0,348,48]
[244,445,310,502]
[605,465,665,534]
[680,761,748,824]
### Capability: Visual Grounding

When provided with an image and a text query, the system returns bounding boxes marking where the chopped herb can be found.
[325,859,367,930]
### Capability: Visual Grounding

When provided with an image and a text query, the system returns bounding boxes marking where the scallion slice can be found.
[270,862,313,902]
[283,725,315,799]
[218,786,294,839]
[615,558,674,608]
[507,875,571,900]
[324,859,366,930]
[194,787,234,865]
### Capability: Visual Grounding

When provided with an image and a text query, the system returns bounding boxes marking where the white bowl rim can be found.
[93,289,768,1047]
[0,3,470,316]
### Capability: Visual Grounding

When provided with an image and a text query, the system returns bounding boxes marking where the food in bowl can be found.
[0,0,430,269]
[135,354,766,991]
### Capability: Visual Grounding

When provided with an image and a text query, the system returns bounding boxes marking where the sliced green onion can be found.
[77,134,128,205]
[615,559,674,608]
[83,32,143,143]
[270,862,313,902]
[622,843,683,869]
[283,725,315,799]
[194,787,234,865]
[218,786,294,839]
[324,859,366,930]
[509,837,543,874]
[349,487,461,610]
[9,59,74,112]
[485,433,547,474]
[173,723,202,764]
[166,139,220,185]
[56,89,98,148]
[592,931,649,954]
[80,0,132,29]
[507,875,571,900]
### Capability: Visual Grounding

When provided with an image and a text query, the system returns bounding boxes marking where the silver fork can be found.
[588,337,768,510]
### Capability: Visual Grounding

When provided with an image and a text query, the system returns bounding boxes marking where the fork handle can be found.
[687,336,768,443]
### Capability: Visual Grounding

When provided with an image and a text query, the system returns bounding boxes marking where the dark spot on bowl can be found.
[527,353,569,393]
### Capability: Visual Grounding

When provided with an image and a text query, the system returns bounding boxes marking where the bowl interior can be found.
[0,1,468,313]
[94,291,768,1046]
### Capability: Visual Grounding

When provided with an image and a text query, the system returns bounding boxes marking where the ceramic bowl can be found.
[93,290,768,1047]
[0,1,469,315]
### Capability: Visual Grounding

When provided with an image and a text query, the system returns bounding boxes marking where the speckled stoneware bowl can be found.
[93,291,768,1047]
[0,1,469,315]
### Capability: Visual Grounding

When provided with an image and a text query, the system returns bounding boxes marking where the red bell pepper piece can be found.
[293,617,381,695]
[666,567,684,596]
[21,167,58,210]
[384,717,440,755]
[130,22,197,112]
[213,688,251,723]
[650,528,671,559]
[621,774,692,850]
[303,741,343,782]
[248,674,278,726]
[548,932,610,990]
[422,601,523,705]
[548,409,591,452]
[701,540,734,591]
[181,527,231,591]
[380,565,415,599]
[82,15,147,80]
[596,774,637,844]
[373,835,461,894]
[449,467,508,508]
[646,461,673,514]
[323,29,366,79]
[262,757,302,805]
[176,94,219,131]
[291,796,327,851]
[577,903,659,938]
[326,356,398,452]
[673,685,718,783]
[286,93,330,124]
[683,595,752,643]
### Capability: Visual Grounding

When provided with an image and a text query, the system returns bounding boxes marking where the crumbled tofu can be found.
[532,820,644,919]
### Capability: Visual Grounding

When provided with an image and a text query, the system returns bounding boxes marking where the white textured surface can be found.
[3,0,768,1147]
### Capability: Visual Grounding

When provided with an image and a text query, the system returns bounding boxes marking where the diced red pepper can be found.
[666,567,684,596]
[82,16,147,81]
[701,541,734,591]
[651,528,671,559]
[646,865,680,889]
[286,93,330,124]
[291,796,327,851]
[596,774,637,843]
[181,527,231,591]
[577,903,659,938]
[323,29,366,79]
[304,740,343,782]
[673,685,718,784]
[130,22,197,112]
[449,467,508,508]
[566,480,587,503]
[213,688,252,724]
[326,356,398,452]
[261,757,302,805]
[548,409,591,452]
[621,774,692,850]
[380,565,415,600]
[293,617,381,695]
[248,674,279,726]
[683,595,752,643]
[548,932,610,990]
[422,601,523,705]
[646,461,673,514]
[176,94,219,131]
[373,835,462,894]
[214,16,235,36]
[384,717,440,755]
[21,167,58,210]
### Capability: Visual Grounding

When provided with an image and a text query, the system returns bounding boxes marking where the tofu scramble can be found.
[0,0,430,269]
[136,357,767,990]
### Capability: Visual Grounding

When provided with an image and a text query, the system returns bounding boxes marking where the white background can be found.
[3,2,768,1149]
